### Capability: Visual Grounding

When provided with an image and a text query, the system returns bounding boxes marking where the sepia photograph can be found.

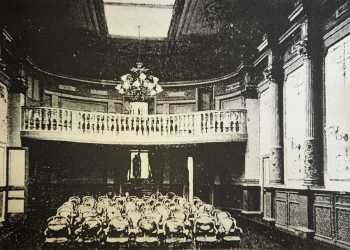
[0,0,349,249]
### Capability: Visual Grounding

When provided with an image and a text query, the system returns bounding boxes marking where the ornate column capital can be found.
[263,65,283,83]
[293,38,312,59]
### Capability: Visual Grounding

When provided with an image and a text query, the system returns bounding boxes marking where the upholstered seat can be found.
[193,213,218,244]
[105,215,129,244]
[44,216,71,244]
[75,217,104,243]
[43,193,242,247]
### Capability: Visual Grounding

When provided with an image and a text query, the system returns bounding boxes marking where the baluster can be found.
[52,109,58,131]
[30,108,34,130]
[101,114,105,133]
[48,109,53,131]
[230,112,235,132]
[90,114,94,133]
[23,108,28,130]
[181,115,185,135]
[80,112,85,133]
[149,116,154,135]
[155,116,159,135]
[96,114,100,133]
[105,115,109,134]
[40,108,46,131]
[139,116,143,135]
[208,112,213,134]
[61,109,65,131]
[160,117,164,136]
[144,117,148,135]
[179,115,182,135]
[31,109,36,130]
[136,116,140,135]
[64,110,68,131]
[76,112,82,132]
[34,108,40,130]
[187,114,191,134]
[68,110,72,131]
[85,112,89,133]
[96,113,100,133]
[58,109,62,131]
[201,114,205,134]
[183,115,187,134]
[126,116,129,133]
[133,116,137,135]
[166,117,170,135]
[215,111,218,133]
[225,112,230,133]
[114,115,118,135]
[121,116,124,133]
[109,115,113,134]
[99,114,104,133]
[140,116,144,135]
[39,109,44,131]
[133,115,136,134]
[117,115,121,134]
[63,110,67,131]
[175,116,179,135]
[219,112,223,133]
[171,116,175,135]
[93,114,97,133]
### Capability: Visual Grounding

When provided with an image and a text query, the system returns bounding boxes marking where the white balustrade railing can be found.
[21,107,247,143]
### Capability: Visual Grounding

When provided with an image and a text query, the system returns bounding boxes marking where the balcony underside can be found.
[21,131,247,145]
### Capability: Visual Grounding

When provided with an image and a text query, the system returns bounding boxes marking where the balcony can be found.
[21,107,247,145]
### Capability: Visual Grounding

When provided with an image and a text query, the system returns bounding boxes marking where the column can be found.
[266,59,283,185]
[187,156,193,202]
[302,49,322,186]
[298,18,322,186]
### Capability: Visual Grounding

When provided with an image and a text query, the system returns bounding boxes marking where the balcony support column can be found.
[187,156,193,202]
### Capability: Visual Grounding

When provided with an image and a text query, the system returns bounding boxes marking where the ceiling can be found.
[103,0,175,38]
[0,0,296,82]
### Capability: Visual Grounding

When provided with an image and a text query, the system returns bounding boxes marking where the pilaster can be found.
[264,45,284,185]
[298,4,323,186]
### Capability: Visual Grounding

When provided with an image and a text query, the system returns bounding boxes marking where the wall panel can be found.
[284,66,306,183]
[260,88,273,156]
[59,97,107,113]
[325,35,350,188]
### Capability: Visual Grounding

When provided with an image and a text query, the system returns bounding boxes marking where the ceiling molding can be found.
[104,1,174,9]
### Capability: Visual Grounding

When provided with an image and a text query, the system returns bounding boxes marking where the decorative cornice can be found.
[29,60,241,88]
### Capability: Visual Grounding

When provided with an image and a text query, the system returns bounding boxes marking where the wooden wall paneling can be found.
[335,195,350,246]
[275,191,288,226]
[314,193,334,241]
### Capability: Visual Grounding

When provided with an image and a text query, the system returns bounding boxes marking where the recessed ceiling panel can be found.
[104,0,175,38]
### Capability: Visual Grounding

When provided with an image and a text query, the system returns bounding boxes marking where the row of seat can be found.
[44,192,242,247]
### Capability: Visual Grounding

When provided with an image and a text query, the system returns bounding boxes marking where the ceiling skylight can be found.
[103,0,175,39]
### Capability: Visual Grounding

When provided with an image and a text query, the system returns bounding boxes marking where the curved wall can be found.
[24,63,254,115]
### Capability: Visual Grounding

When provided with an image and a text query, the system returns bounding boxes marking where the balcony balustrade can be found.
[21,107,247,145]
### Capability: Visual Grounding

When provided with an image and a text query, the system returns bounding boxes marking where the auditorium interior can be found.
[0,0,350,249]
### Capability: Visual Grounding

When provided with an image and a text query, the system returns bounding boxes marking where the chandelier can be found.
[115,25,163,102]
[115,61,163,102]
